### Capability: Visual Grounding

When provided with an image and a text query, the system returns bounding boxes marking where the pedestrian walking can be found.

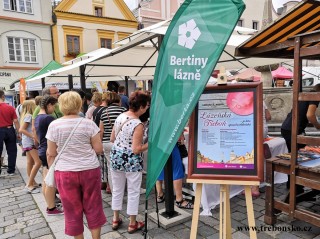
[19,100,42,193]
[0,90,21,175]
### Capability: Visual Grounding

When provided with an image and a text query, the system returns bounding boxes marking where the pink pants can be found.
[55,167,106,236]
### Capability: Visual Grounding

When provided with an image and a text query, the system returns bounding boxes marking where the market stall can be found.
[235,0,320,227]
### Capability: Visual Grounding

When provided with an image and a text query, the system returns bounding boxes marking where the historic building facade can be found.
[52,0,138,63]
[0,0,53,90]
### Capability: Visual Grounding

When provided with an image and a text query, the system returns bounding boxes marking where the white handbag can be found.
[44,118,83,188]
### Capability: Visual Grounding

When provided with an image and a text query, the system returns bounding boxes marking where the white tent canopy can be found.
[27,20,287,84]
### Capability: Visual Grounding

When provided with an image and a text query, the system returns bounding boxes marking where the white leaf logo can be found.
[178,19,201,49]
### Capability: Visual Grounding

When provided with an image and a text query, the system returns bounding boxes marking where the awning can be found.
[25,60,63,81]
[228,68,261,81]
[27,20,286,84]
[236,0,320,59]
[272,66,293,79]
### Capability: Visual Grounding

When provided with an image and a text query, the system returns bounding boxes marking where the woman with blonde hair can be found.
[46,91,106,238]
[85,92,102,120]
[19,100,42,193]
[110,91,150,233]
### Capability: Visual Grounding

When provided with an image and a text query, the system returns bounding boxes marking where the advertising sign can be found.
[146,0,245,197]
[188,83,264,181]
[19,78,26,104]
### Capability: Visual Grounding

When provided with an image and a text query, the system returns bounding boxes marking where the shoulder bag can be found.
[44,118,83,188]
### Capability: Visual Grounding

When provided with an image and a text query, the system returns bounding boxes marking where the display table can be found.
[183,137,288,216]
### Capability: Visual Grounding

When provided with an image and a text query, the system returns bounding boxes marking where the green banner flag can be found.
[146,0,245,198]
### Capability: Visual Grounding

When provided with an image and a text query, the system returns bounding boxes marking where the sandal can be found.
[112,218,122,230]
[27,187,40,194]
[33,183,42,188]
[175,199,193,209]
[128,221,144,234]
[157,194,165,203]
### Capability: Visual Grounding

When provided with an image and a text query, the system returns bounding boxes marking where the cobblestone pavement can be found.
[0,150,320,239]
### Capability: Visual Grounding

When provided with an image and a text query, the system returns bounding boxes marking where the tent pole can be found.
[68,74,73,90]
[80,65,86,91]
[41,78,45,89]
[125,76,129,95]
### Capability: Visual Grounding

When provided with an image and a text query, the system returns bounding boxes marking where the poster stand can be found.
[187,179,259,239]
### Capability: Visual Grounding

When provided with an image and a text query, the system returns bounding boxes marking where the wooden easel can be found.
[187,179,259,239]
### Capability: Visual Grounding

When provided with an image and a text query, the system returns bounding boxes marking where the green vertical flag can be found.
[146,0,245,198]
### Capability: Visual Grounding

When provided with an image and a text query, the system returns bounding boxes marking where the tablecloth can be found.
[182,137,288,216]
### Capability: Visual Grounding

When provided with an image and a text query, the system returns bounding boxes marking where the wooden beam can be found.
[295,177,320,190]
[297,135,320,145]
[235,39,294,57]
[300,45,320,57]
[298,92,320,101]
[295,209,320,228]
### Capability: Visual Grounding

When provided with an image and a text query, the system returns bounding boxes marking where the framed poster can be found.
[188,83,264,181]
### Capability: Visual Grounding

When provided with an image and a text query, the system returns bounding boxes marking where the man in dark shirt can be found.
[281,84,320,152]
[281,84,320,191]
[118,85,129,110]
[0,90,21,175]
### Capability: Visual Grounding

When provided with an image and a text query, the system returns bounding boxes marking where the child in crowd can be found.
[19,100,42,193]
[34,96,63,215]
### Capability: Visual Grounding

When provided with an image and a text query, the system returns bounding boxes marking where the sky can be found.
[272,0,302,11]
[124,0,138,10]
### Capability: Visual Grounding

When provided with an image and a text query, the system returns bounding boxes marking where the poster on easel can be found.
[188,83,264,182]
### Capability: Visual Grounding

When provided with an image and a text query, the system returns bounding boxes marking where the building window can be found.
[95,7,103,16]
[100,38,112,49]
[237,19,243,27]
[7,37,36,62]
[3,0,33,13]
[252,21,259,30]
[66,35,80,56]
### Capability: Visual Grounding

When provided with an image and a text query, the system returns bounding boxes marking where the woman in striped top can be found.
[99,92,126,193]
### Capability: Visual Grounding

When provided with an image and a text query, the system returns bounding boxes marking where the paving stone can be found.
[199,215,220,227]
[4,222,26,233]
[100,224,113,234]
[26,217,46,226]
[23,222,48,233]
[172,227,201,239]
[18,200,35,208]
[0,192,13,198]
[167,223,185,232]
[1,204,19,213]
[0,210,13,218]
[5,212,22,221]
[101,231,123,239]
[35,235,54,239]
[0,219,15,227]
[231,231,250,239]
[8,234,30,239]
[277,231,301,239]
[232,211,247,221]
[0,229,20,239]
[197,224,216,237]
[29,228,51,238]
[17,213,42,223]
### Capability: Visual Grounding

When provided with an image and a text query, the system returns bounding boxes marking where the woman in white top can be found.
[46,91,106,239]
[110,91,150,234]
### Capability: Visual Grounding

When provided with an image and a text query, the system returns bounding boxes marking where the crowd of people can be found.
[0,85,192,238]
